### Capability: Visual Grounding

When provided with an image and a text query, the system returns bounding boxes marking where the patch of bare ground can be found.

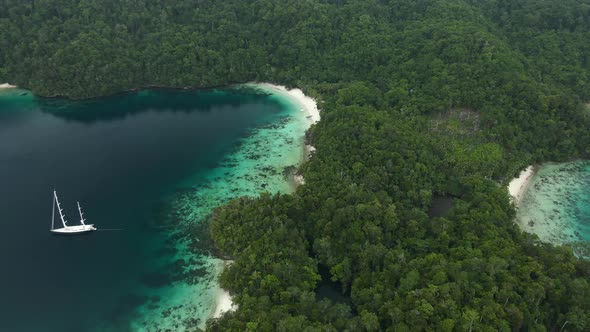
[429,108,480,139]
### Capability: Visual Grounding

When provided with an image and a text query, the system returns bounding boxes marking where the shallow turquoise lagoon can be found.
[516,161,590,256]
[0,85,312,331]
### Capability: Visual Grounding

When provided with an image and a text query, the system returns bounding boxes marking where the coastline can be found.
[213,290,236,318]
[508,165,535,204]
[250,83,320,187]
[208,82,320,321]
[514,161,590,247]
[253,83,320,124]
[0,83,17,89]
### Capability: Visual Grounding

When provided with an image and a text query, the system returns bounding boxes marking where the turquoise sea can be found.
[0,85,313,331]
[516,161,590,256]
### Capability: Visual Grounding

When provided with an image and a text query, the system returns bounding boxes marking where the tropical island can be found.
[2,0,590,331]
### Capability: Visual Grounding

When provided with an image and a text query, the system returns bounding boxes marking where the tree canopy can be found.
[2,0,590,330]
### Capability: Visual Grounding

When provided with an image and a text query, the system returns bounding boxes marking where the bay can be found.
[0,86,311,331]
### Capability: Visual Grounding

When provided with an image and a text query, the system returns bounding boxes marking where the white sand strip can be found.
[508,165,535,203]
[211,260,237,319]
[0,83,17,89]
[255,83,320,124]
[252,83,321,187]
[212,289,237,318]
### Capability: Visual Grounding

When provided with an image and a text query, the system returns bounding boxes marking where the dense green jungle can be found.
[2,0,590,330]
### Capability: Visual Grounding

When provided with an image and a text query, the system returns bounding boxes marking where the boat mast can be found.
[51,190,55,230]
[77,201,86,225]
[54,190,68,228]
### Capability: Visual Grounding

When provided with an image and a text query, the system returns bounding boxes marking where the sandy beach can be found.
[508,165,535,203]
[211,260,237,319]
[0,83,16,89]
[254,83,320,125]
[254,83,320,188]
[213,289,237,318]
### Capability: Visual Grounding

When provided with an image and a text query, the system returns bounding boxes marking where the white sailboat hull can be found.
[50,224,96,234]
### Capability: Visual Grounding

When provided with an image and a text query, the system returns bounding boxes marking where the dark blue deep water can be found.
[0,87,293,331]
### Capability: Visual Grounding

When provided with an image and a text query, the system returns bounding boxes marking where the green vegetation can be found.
[2,0,590,330]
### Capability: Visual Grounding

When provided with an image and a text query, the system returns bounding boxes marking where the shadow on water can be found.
[36,86,276,123]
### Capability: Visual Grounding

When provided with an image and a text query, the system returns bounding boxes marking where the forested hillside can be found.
[2,0,590,330]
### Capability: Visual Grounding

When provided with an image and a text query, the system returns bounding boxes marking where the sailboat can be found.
[50,190,97,234]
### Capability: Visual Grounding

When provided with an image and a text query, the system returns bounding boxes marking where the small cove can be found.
[515,161,590,257]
